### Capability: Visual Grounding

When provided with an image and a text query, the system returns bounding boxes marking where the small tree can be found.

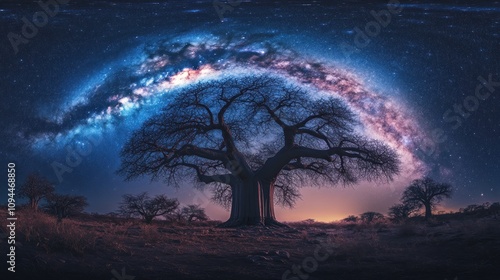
[167,208,185,222]
[402,177,453,220]
[360,212,385,224]
[119,192,179,224]
[166,205,209,223]
[342,215,359,223]
[388,203,418,223]
[462,204,483,214]
[45,193,88,221]
[19,173,55,211]
[489,202,500,218]
[181,205,209,222]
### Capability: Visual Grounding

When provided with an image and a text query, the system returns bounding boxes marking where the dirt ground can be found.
[1,210,499,280]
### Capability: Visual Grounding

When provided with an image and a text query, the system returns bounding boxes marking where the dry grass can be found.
[397,223,419,237]
[2,209,499,279]
[15,210,98,255]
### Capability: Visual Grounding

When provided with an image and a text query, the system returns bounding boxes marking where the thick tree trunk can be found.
[31,199,38,212]
[145,216,154,224]
[219,179,286,227]
[424,203,432,220]
[219,179,263,227]
[261,181,287,227]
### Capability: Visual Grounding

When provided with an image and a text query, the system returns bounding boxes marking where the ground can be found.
[1,210,499,280]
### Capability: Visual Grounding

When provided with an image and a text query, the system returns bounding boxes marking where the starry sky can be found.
[1,0,499,222]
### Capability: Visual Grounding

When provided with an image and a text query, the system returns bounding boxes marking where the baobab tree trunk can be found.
[57,210,63,223]
[219,179,263,227]
[261,181,287,227]
[145,215,154,224]
[424,203,432,220]
[219,178,286,227]
[30,199,38,212]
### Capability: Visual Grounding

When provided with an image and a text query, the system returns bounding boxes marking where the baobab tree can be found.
[19,173,54,212]
[118,76,400,227]
[401,177,453,220]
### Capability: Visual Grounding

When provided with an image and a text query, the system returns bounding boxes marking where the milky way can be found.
[29,33,429,184]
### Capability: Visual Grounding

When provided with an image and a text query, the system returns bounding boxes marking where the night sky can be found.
[1,0,499,221]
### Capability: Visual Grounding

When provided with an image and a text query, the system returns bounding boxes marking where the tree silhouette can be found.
[360,211,385,224]
[118,76,400,227]
[45,193,88,221]
[119,192,179,224]
[489,202,500,219]
[166,205,208,223]
[388,203,418,223]
[401,177,453,220]
[181,205,209,222]
[342,215,359,223]
[19,173,55,212]
[167,208,185,222]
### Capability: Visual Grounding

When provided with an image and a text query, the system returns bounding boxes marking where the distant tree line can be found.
[118,192,209,224]
[17,173,210,224]
[459,202,500,217]
[19,173,496,226]
[341,177,498,224]
[341,212,386,224]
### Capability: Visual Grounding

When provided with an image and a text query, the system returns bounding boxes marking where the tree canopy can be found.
[181,204,209,222]
[119,192,179,224]
[19,173,55,211]
[360,211,385,224]
[118,76,400,226]
[388,203,419,223]
[401,177,453,220]
[45,193,88,221]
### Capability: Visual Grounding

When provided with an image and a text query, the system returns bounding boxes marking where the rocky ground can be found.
[1,210,499,280]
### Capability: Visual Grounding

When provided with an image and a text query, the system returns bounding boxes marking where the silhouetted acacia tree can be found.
[45,193,88,221]
[342,215,359,223]
[360,212,385,224]
[19,173,55,212]
[167,208,185,222]
[118,76,400,227]
[181,205,209,222]
[489,202,500,219]
[388,203,418,223]
[166,205,208,223]
[402,177,453,220]
[462,204,484,214]
[119,192,179,224]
